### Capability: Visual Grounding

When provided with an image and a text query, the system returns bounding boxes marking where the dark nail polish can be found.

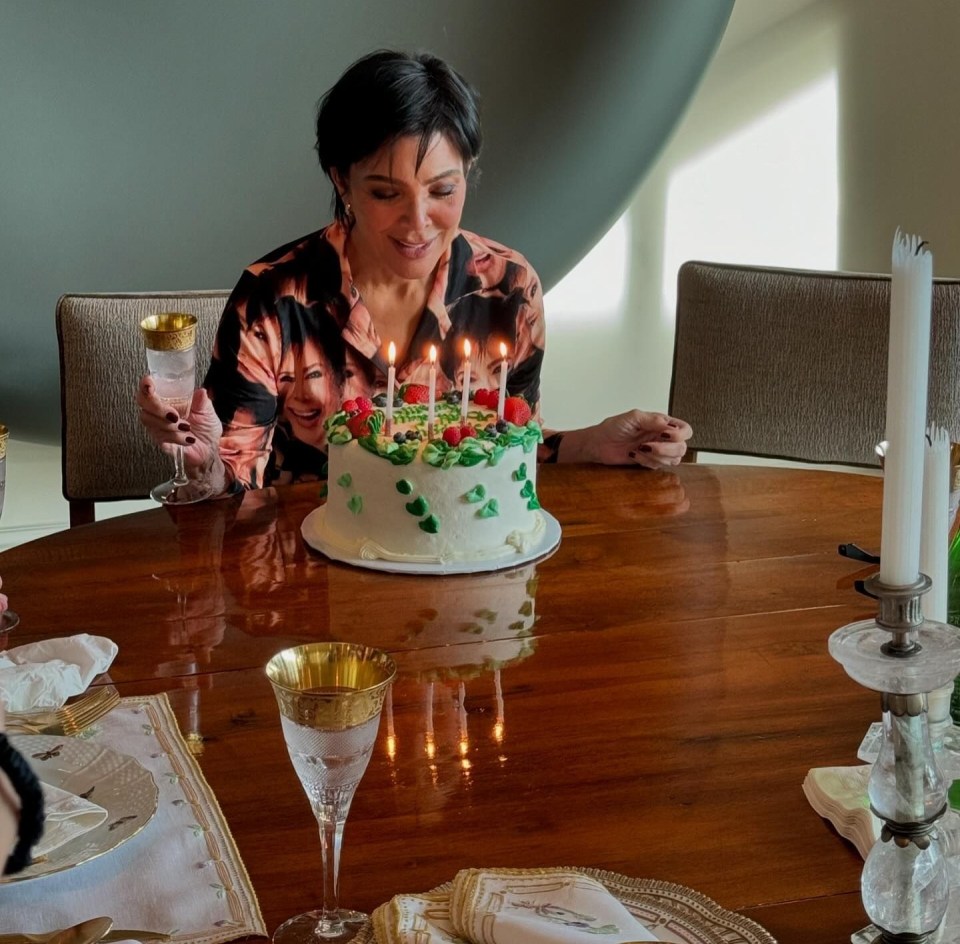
[639,445,653,453]
[659,432,672,441]
[165,412,178,423]
[185,436,196,445]
[178,422,190,432]
[628,450,637,460]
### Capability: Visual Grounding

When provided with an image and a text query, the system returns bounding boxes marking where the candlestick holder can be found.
[830,573,960,942]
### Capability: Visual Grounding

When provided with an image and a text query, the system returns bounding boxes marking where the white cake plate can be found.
[301,506,561,576]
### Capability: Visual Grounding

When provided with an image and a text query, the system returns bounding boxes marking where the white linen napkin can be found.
[35,781,109,859]
[373,868,658,944]
[0,634,118,711]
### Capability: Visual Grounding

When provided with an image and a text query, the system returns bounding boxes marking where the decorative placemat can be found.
[0,693,266,944]
[356,867,778,944]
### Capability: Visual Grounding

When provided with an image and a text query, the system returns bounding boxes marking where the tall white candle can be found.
[460,338,472,421]
[879,230,933,587]
[921,424,950,621]
[427,344,437,437]
[385,341,396,433]
[497,342,509,419]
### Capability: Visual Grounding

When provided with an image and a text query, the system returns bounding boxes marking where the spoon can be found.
[0,917,114,944]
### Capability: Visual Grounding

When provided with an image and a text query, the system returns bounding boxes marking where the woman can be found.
[137,50,691,493]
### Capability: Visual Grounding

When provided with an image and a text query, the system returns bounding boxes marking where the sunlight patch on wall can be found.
[662,71,838,322]
[545,212,630,326]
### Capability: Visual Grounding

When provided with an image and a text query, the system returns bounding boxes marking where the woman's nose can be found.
[404,193,430,229]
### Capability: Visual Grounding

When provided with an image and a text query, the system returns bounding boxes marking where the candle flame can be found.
[463,338,471,359]
[386,734,397,761]
[388,341,396,365]
[429,344,437,364]
[499,341,507,358]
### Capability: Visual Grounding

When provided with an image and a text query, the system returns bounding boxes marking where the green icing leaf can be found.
[488,445,506,467]
[321,461,329,478]
[337,473,352,488]
[318,483,328,500]
[463,484,486,503]
[347,494,363,515]
[419,514,440,534]
[519,600,534,616]
[513,462,527,482]
[396,479,414,495]
[477,499,500,519]
[527,495,541,510]
[405,495,429,516]
[328,430,351,445]
[509,620,526,631]
[475,608,497,622]
[520,480,535,498]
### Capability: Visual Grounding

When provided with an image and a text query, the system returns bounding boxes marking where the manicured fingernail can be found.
[638,445,653,453]
[667,420,681,428]
[185,436,196,445]
[166,412,178,423]
[628,450,637,460]
[177,422,190,432]
[659,432,672,441]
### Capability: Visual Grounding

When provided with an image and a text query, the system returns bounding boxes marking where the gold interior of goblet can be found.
[140,312,198,352]
[266,642,397,729]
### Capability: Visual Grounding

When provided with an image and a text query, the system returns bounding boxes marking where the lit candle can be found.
[921,424,950,621]
[497,342,509,420]
[424,680,435,761]
[458,681,468,756]
[385,341,396,435]
[879,230,933,587]
[385,683,397,762]
[493,667,505,744]
[460,338,471,421]
[427,344,437,438]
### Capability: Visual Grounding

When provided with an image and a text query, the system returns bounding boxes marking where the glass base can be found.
[272,909,368,944]
[150,478,215,505]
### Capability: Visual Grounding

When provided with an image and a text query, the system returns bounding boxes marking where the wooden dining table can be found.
[0,463,887,943]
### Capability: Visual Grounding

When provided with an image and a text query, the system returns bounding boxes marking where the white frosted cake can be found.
[317,396,544,564]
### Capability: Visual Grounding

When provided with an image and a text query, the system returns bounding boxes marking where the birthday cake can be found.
[315,388,545,564]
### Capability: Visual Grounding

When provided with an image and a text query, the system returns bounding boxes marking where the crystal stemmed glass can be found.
[266,642,396,944]
[139,313,214,505]
[0,424,19,643]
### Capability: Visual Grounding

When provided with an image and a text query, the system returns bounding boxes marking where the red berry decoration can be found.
[473,388,491,407]
[346,410,375,438]
[401,383,430,404]
[503,396,532,426]
[342,398,358,414]
[442,426,462,447]
[355,396,374,412]
[460,424,477,440]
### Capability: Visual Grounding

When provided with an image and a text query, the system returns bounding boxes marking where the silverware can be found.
[101,932,172,943]
[0,916,113,944]
[6,687,119,736]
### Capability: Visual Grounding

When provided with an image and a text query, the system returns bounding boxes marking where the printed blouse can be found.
[205,221,549,489]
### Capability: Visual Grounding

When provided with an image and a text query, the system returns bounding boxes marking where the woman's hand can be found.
[559,411,692,469]
[0,575,7,615]
[135,377,228,495]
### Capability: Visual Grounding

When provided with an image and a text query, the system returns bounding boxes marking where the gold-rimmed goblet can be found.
[140,313,214,505]
[266,642,396,944]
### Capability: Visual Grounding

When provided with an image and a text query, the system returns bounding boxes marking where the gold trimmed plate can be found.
[354,867,777,944]
[9,734,159,882]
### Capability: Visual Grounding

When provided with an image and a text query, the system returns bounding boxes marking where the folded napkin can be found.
[0,634,118,712]
[373,868,658,944]
[802,765,880,859]
[35,781,109,859]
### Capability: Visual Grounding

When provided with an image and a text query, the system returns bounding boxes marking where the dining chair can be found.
[668,261,960,467]
[56,291,229,527]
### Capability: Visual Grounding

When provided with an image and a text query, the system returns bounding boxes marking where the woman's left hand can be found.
[587,410,692,468]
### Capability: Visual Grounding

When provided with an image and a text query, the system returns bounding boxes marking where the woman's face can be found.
[339,133,468,283]
[277,337,339,446]
[343,346,373,401]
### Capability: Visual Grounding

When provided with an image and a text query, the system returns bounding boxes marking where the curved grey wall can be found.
[1,0,731,443]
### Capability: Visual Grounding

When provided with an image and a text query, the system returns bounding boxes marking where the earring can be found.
[344,201,354,222]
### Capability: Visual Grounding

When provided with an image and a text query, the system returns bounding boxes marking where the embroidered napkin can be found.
[35,781,109,859]
[802,765,880,859]
[0,634,118,711]
[373,868,657,944]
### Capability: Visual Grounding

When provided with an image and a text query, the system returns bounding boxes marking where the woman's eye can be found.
[432,187,457,199]
[371,190,398,201]
[278,373,293,385]
[306,369,324,381]
[344,367,356,379]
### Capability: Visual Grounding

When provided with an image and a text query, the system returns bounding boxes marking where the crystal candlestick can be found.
[830,573,960,942]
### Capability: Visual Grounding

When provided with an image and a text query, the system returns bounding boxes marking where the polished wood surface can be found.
[0,464,884,943]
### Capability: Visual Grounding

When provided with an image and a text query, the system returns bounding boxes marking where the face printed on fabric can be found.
[340,134,468,283]
[343,346,374,402]
[277,337,340,447]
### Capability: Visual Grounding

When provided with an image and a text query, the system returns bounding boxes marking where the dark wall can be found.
[0,0,732,443]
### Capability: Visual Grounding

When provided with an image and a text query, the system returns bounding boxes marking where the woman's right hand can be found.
[136,376,227,492]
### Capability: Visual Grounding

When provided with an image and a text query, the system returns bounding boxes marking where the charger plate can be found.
[9,734,159,881]
[355,867,777,944]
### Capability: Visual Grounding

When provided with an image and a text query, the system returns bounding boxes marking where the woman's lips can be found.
[289,407,322,427]
[390,235,437,259]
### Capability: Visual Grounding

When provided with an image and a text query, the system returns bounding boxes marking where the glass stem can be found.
[318,809,345,931]
[172,444,188,487]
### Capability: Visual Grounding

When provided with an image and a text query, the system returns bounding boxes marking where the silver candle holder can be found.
[830,573,960,942]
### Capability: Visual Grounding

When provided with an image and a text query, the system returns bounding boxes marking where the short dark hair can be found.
[315,50,482,225]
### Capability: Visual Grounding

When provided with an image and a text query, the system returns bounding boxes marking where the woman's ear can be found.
[332,169,349,201]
